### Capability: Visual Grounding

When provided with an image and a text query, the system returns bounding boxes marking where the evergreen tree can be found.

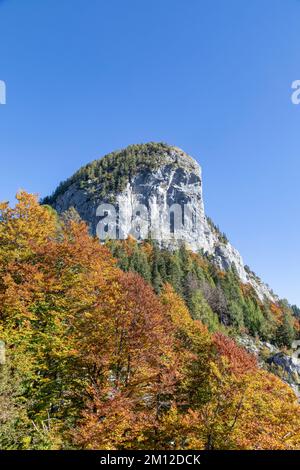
[275,313,295,348]
[227,299,244,329]
[128,245,151,283]
[151,244,163,294]
[291,305,300,318]
[243,298,267,337]
[165,252,183,293]
[189,289,219,331]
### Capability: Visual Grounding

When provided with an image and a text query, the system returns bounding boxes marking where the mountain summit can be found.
[44,142,274,301]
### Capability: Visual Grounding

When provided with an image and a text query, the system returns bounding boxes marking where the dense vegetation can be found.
[108,238,298,347]
[1,192,300,450]
[43,142,180,205]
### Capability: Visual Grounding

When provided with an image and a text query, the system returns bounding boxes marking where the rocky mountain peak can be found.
[44,142,275,302]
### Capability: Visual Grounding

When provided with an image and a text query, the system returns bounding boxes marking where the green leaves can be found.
[1,192,300,450]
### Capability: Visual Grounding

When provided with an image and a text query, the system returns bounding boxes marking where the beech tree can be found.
[73,273,177,449]
[1,192,300,450]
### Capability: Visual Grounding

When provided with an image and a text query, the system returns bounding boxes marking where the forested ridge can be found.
[1,192,300,450]
[42,142,180,205]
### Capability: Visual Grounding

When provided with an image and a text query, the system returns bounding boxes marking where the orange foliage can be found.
[213,332,257,376]
[270,302,284,323]
[73,274,177,449]
[140,241,154,258]
[2,192,300,450]
[240,282,255,298]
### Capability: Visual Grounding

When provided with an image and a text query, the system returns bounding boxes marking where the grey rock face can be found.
[267,353,300,397]
[238,335,300,397]
[49,144,274,301]
[268,352,300,375]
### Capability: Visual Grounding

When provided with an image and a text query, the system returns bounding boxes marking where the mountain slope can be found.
[44,142,274,301]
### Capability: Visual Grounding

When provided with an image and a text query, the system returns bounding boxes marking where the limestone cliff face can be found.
[45,143,274,301]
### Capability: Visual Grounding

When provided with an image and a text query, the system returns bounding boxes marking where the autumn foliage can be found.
[1,192,300,450]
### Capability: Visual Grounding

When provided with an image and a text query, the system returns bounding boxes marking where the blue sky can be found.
[0,0,300,304]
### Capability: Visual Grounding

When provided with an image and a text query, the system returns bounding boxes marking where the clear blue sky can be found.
[0,0,300,304]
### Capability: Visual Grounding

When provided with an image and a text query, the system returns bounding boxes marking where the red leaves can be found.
[2,192,300,450]
[213,333,257,376]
